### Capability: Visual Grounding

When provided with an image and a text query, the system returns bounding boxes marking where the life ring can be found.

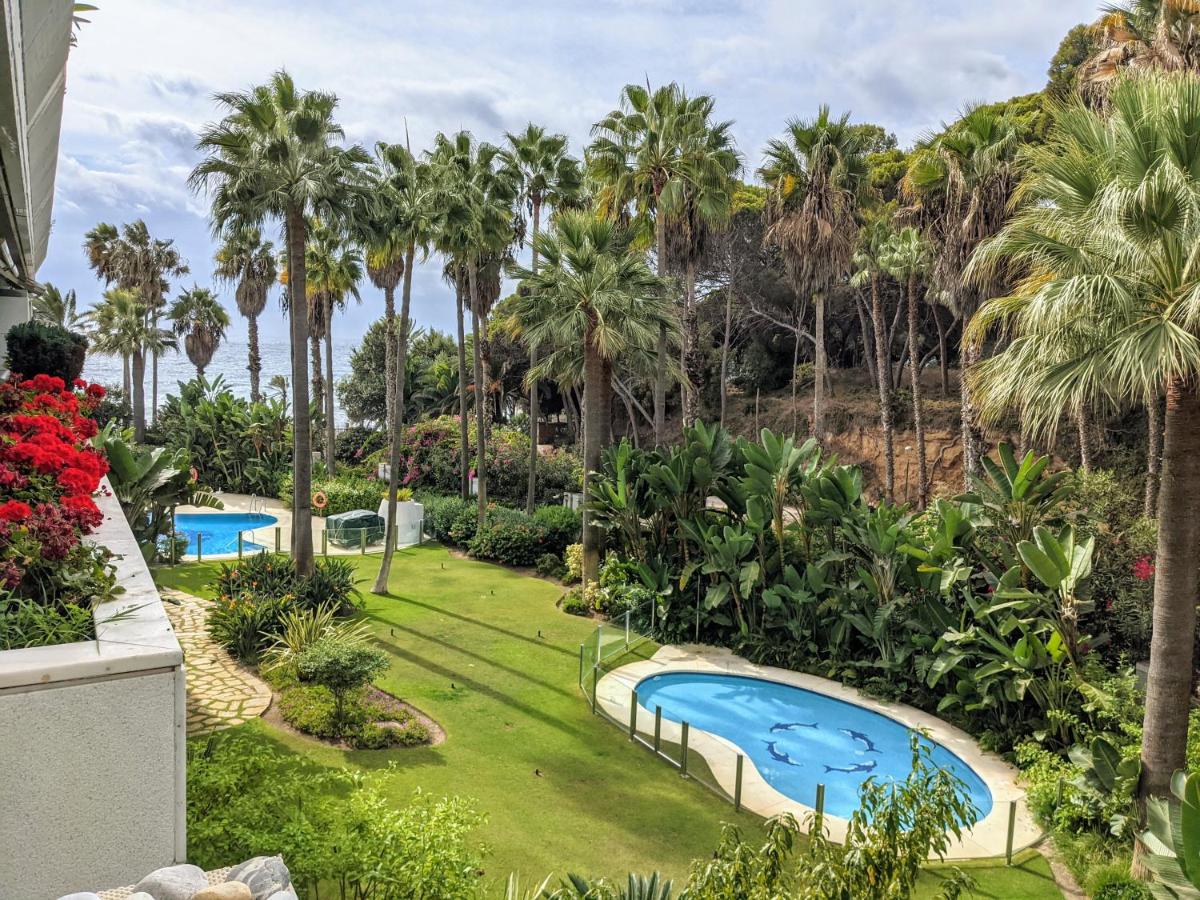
[189,466,199,482]
[313,491,328,510]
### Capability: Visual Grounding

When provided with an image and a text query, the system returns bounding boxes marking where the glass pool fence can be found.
[162,521,424,563]
[577,600,1024,863]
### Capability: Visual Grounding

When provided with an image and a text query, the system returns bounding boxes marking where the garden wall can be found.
[0,480,186,899]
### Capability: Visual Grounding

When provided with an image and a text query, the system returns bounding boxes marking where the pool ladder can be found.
[248,494,264,515]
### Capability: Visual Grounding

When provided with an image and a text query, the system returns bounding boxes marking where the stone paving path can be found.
[162,588,272,735]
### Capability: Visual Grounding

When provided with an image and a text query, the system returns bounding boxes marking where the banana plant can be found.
[681,520,759,633]
[739,430,820,555]
[590,440,648,561]
[1068,735,1141,836]
[1145,771,1200,898]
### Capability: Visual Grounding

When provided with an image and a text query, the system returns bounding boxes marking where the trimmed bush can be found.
[535,552,567,580]
[467,507,550,567]
[561,587,590,616]
[421,494,473,543]
[532,504,581,554]
[5,320,87,384]
[282,473,385,517]
[297,636,390,725]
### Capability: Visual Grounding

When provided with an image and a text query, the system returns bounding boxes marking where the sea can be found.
[82,338,359,426]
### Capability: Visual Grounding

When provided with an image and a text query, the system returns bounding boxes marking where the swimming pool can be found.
[635,671,993,822]
[174,512,278,556]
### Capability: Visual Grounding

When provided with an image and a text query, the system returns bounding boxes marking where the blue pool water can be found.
[636,671,992,821]
[175,512,278,556]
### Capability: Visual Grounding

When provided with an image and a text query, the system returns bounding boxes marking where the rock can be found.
[56,893,102,900]
[127,895,156,900]
[225,856,290,899]
[132,864,207,900]
[265,892,299,900]
[193,884,253,900]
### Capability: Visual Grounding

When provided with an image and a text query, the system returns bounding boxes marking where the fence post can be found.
[590,666,598,715]
[815,783,826,835]
[275,526,281,553]
[237,532,244,559]
[695,590,701,643]
[578,644,585,690]
[360,528,367,555]
[654,706,662,753]
[734,755,744,811]
[322,529,328,557]
[170,523,177,565]
[196,532,203,563]
[625,609,631,648]
[628,690,638,739]
[680,722,690,776]
[1005,800,1017,865]
[596,623,603,663]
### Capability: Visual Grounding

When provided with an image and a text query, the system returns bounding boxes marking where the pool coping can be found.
[596,644,1041,860]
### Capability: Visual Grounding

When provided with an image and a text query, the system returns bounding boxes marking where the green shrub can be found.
[295,557,360,613]
[564,543,583,585]
[277,681,429,749]
[1088,866,1151,900]
[297,636,390,726]
[0,594,94,650]
[447,502,482,545]
[532,504,581,554]
[5,320,87,383]
[467,507,550,566]
[284,473,385,517]
[561,588,590,616]
[335,425,388,466]
[421,494,473,543]
[206,593,289,664]
[535,552,567,580]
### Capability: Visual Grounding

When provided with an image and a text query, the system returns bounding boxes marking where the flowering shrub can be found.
[0,374,114,643]
[466,506,550,567]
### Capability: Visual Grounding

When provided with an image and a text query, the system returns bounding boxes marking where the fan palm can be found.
[503,123,583,513]
[759,106,869,445]
[880,226,932,507]
[190,69,369,573]
[902,105,1021,482]
[966,70,1200,808]
[88,288,174,440]
[509,210,672,588]
[168,285,230,379]
[214,225,276,401]
[590,82,715,443]
[1083,0,1200,94]
[32,284,83,329]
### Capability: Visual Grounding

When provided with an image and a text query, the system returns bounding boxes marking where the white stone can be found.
[56,893,102,900]
[226,856,290,900]
[127,895,155,900]
[266,891,299,900]
[132,863,207,900]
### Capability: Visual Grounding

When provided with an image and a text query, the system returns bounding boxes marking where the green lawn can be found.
[155,545,1060,897]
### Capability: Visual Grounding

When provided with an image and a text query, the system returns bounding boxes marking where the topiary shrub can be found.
[532,504,581,554]
[297,636,390,727]
[420,494,473,543]
[535,551,567,580]
[561,587,590,616]
[467,507,550,566]
[5,320,87,383]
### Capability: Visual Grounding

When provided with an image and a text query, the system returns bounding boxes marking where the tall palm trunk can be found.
[960,340,984,485]
[933,305,950,398]
[454,268,470,500]
[287,206,315,575]
[870,275,895,503]
[247,312,262,403]
[383,282,396,434]
[122,354,131,402]
[905,274,929,508]
[131,348,146,443]
[468,263,488,525]
[581,337,611,589]
[310,333,324,433]
[1139,378,1200,802]
[720,287,733,428]
[1077,408,1094,472]
[527,198,542,515]
[374,241,416,593]
[324,306,337,476]
[653,211,667,445]
[151,346,159,426]
[1145,395,1163,517]
[682,259,699,426]
[812,290,827,443]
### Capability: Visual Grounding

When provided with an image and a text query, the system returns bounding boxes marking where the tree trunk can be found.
[870,274,895,503]
[454,268,470,500]
[1139,378,1200,803]
[581,338,611,590]
[720,287,733,429]
[468,264,488,526]
[933,305,950,398]
[310,333,323,439]
[906,274,928,508]
[1145,394,1164,518]
[286,205,314,575]
[527,198,542,515]
[247,313,262,403]
[151,343,159,427]
[682,259,699,427]
[383,282,396,434]
[131,349,146,443]
[653,212,667,445]
[122,353,131,403]
[855,293,876,389]
[324,307,337,476]
[1077,407,1093,473]
[812,290,826,443]
[374,242,416,593]
[791,320,801,437]
[960,340,983,486]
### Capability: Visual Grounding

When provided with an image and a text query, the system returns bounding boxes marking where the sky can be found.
[40,0,1100,347]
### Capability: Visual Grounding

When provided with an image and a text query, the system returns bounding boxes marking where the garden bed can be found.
[264,680,444,750]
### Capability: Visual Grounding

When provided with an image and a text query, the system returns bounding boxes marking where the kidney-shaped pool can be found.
[636,670,993,822]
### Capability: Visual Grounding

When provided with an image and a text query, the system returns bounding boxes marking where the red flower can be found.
[85,384,106,400]
[1134,555,1156,582]
[0,500,32,522]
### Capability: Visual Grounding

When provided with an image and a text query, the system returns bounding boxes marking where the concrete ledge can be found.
[597,644,1041,860]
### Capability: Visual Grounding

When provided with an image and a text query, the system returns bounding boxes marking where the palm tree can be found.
[509,210,672,588]
[759,107,868,444]
[851,215,897,503]
[966,70,1200,813]
[214,226,276,401]
[367,141,436,593]
[881,226,932,507]
[190,69,369,574]
[590,82,714,444]
[32,284,83,329]
[88,288,174,440]
[1083,0,1200,94]
[503,123,583,513]
[168,285,231,379]
[305,222,362,474]
[902,106,1020,482]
